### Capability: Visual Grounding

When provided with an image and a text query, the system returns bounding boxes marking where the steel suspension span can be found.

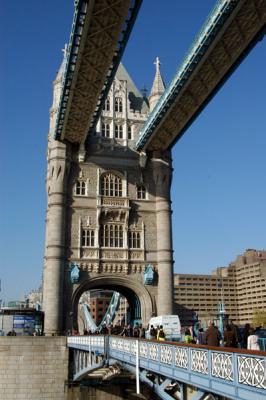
[54,0,142,144]
[136,0,266,152]
[67,335,266,400]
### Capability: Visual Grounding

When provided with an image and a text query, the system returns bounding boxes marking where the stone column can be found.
[43,139,69,335]
[152,151,174,315]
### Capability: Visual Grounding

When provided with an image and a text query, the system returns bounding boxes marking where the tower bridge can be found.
[41,0,266,397]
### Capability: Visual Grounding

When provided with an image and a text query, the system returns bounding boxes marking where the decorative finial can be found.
[61,43,68,59]
[141,85,147,97]
[154,57,161,72]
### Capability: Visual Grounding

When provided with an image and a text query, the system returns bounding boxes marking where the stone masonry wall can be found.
[0,336,68,399]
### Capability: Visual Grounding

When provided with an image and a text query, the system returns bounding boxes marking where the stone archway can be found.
[71,275,155,330]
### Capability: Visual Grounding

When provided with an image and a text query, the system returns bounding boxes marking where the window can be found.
[82,229,95,247]
[129,231,141,249]
[100,224,123,247]
[101,173,122,197]
[101,122,110,138]
[103,97,110,111]
[115,97,123,112]
[115,124,123,139]
[137,185,146,200]
[76,180,86,196]
[128,125,132,140]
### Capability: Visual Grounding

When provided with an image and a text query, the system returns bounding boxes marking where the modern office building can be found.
[174,249,266,326]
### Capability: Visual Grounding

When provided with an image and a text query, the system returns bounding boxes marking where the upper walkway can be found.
[136,0,266,152]
[67,335,266,400]
[54,0,142,144]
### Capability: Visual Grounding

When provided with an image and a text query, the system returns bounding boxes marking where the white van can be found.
[146,315,181,341]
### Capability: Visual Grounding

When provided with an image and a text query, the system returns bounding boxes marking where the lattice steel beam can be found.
[136,0,266,152]
[54,0,142,144]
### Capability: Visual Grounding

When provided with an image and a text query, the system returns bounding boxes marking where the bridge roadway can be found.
[67,335,266,400]
[136,0,266,151]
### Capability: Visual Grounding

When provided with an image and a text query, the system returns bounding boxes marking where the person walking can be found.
[149,324,157,340]
[157,325,166,341]
[247,328,260,350]
[205,321,221,346]
[224,324,237,348]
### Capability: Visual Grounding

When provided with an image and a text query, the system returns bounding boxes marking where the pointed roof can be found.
[149,57,165,98]
[115,63,149,113]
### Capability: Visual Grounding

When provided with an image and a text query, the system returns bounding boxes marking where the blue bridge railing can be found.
[67,335,266,400]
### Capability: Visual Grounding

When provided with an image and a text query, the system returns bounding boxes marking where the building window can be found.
[137,185,146,200]
[129,231,141,249]
[101,122,110,138]
[100,224,123,248]
[103,97,110,111]
[82,229,95,247]
[101,173,122,197]
[115,124,123,139]
[128,125,132,140]
[75,180,86,196]
[115,97,123,112]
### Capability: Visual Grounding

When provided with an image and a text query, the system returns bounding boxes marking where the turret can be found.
[149,57,165,112]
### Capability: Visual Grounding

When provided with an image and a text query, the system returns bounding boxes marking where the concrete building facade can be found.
[43,59,174,335]
[174,249,266,326]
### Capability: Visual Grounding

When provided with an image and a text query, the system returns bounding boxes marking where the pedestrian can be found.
[242,323,250,348]
[184,329,194,344]
[149,324,157,340]
[139,324,145,338]
[229,320,240,347]
[205,320,221,346]
[224,324,237,348]
[157,325,166,341]
[133,323,140,338]
[196,328,207,345]
[247,328,260,350]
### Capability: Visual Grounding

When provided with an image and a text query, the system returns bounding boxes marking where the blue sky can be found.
[0,1,265,302]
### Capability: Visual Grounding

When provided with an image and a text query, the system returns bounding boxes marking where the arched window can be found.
[82,229,95,247]
[103,97,110,111]
[115,97,123,112]
[100,224,123,247]
[137,185,146,200]
[129,231,141,249]
[75,180,86,196]
[115,124,123,139]
[101,122,110,138]
[101,173,122,197]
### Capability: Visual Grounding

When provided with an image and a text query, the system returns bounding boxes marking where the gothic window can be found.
[82,229,95,247]
[137,185,146,200]
[115,97,123,112]
[127,125,132,140]
[115,124,123,139]
[129,231,141,249]
[103,97,110,111]
[75,180,86,196]
[100,224,123,248]
[101,173,122,197]
[101,122,110,138]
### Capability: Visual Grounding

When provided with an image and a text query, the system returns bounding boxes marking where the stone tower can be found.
[43,59,173,335]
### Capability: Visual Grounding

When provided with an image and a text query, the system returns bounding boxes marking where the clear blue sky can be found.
[0,1,265,302]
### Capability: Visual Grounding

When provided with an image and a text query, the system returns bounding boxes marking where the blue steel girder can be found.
[67,336,266,400]
[54,0,142,144]
[136,0,266,152]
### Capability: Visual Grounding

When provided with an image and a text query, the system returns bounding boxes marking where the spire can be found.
[149,57,165,111]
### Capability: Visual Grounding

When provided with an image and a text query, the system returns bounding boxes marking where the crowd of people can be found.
[71,319,263,350]
[184,320,262,350]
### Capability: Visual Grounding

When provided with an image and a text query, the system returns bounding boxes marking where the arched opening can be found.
[70,275,154,334]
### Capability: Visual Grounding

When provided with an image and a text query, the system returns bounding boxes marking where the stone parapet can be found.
[0,337,68,400]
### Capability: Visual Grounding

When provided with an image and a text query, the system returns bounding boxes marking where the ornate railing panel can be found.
[67,336,266,400]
